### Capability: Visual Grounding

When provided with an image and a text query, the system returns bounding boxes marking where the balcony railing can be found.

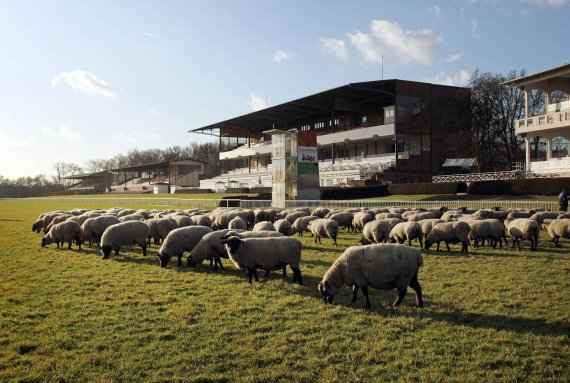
[516,101,570,133]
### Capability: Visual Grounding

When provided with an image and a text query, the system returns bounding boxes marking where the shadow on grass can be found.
[0,219,23,222]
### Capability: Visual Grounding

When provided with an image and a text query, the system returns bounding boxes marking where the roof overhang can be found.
[502,63,570,89]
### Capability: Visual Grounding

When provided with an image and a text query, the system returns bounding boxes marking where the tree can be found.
[52,162,82,187]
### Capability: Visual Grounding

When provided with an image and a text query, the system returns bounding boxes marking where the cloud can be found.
[148,109,162,117]
[348,20,441,66]
[247,94,268,111]
[0,132,36,147]
[144,32,165,39]
[112,130,161,144]
[523,0,569,6]
[319,38,349,61]
[51,70,116,98]
[427,5,443,18]
[446,53,463,63]
[471,17,479,34]
[1,112,10,120]
[430,70,471,86]
[273,50,293,62]
[59,125,80,140]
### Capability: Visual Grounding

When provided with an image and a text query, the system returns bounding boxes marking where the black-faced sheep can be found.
[157,226,213,267]
[389,221,423,250]
[504,218,540,251]
[308,218,339,246]
[100,221,150,259]
[425,221,471,253]
[541,219,570,247]
[41,221,82,250]
[318,243,424,308]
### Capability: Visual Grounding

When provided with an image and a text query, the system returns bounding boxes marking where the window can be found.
[361,116,368,124]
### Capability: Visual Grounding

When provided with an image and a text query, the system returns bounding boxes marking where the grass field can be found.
[0,199,568,382]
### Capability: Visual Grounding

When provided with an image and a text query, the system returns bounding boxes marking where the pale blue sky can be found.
[0,0,568,178]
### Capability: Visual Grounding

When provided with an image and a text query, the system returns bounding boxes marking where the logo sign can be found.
[298,147,318,163]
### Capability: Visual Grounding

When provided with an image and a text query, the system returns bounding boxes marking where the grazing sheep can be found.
[418,219,444,238]
[41,221,82,250]
[100,221,150,259]
[507,210,536,219]
[228,217,248,230]
[557,212,570,219]
[191,215,213,227]
[43,214,73,233]
[359,220,391,245]
[157,226,213,267]
[504,218,540,251]
[468,219,508,249]
[274,219,293,236]
[318,243,424,308]
[117,209,137,217]
[381,218,405,232]
[406,211,440,222]
[308,219,339,246]
[292,216,319,236]
[541,219,570,247]
[119,213,146,222]
[352,211,374,232]
[374,213,402,220]
[285,211,309,224]
[425,221,471,253]
[311,207,330,218]
[389,222,423,250]
[328,212,354,232]
[221,236,303,284]
[146,218,177,246]
[170,215,194,228]
[253,221,276,232]
[529,211,560,225]
[81,215,120,247]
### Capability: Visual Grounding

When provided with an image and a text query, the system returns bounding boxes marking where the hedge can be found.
[467,178,570,195]
[387,182,467,195]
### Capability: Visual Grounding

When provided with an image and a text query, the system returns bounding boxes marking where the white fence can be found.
[4,198,241,210]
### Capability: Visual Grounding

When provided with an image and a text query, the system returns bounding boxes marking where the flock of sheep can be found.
[32,204,570,308]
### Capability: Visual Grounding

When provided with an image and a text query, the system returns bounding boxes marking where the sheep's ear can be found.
[317,282,324,293]
[220,238,227,244]
[239,239,245,244]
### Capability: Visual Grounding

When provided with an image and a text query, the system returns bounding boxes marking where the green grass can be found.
[0,200,568,382]
[363,194,560,201]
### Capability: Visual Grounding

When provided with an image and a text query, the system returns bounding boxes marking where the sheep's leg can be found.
[282,266,287,277]
[393,286,407,306]
[553,236,560,247]
[351,285,359,303]
[216,257,225,271]
[114,247,120,256]
[408,274,423,308]
[436,242,441,252]
[141,244,147,257]
[462,241,469,253]
[68,241,72,250]
[263,269,270,279]
[147,236,151,248]
[418,237,424,251]
[445,241,451,252]
[177,255,183,267]
[361,286,371,308]
[333,233,337,246]
[252,268,259,282]
[292,267,303,285]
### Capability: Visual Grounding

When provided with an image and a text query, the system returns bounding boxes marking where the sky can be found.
[0,0,569,179]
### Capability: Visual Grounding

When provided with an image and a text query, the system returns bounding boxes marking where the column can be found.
[524,90,529,118]
[546,137,552,160]
[525,136,531,171]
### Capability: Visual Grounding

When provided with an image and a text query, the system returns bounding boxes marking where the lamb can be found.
[253,221,276,232]
[308,218,339,246]
[145,218,177,246]
[468,219,508,249]
[317,243,424,308]
[389,222,423,250]
[541,219,570,247]
[221,236,303,284]
[292,216,319,236]
[504,218,540,251]
[41,221,82,250]
[157,226,213,267]
[359,220,391,245]
[100,221,150,259]
[80,215,120,247]
[228,217,248,230]
[274,219,293,236]
[425,221,471,253]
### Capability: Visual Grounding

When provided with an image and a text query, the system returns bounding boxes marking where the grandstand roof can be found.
[190,80,399,138]
[63,171,112,180]
[108,159,204,173]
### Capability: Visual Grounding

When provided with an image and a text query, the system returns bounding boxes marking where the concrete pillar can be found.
[546,138,552,160]
[525,136,531,171]
[524,90,529,118]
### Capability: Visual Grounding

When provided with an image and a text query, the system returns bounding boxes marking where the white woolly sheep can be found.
[352,212,374,232]
[43,214,74,233]
[292,216,319,236]
[311,207,330,218]
[425,221,471,253]
[170,215,194,228]
[274,219,293,236]
[308,218,339,246]
[100,221,150,259]
[222,236,303,284]
[359,220,391,245]
[191,215,213,227]
[468,219,508,249]
[557,212,570,219]
[146,218,177,247]
[228,217,248,230]
[81,215,120,247]
[374,213,402,220]
[41,221,82,250]
[405,211,440,222]
[157,226,213,267]
[389,221,423,250]
[318,243,424,308]
[504,218,540,251]
[417,219,444,238]
[328,212,354,232]
[253,221,276,232]
[541,219,570,247]
[529,211,560,225]
[119,213,146,223]
[285,211,309,224]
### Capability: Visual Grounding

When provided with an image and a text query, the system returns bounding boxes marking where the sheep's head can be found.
[318,281,334,304]
[41,237,48,247]
[100,245,113,259]
[541,219,552,229]
[424,236,434,250]
[32,221,40,232]
[221,236,244,257]
[157,252,171,268]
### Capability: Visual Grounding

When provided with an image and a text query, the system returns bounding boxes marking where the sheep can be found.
[119,213,146,222]
[359,220,391,245]
[228,217,248,230]
[417,219,444,238]
[32,211,67,233]
[100,221,150,259]
[389,222,423,250]
[157,226,213,267]
[405,211,440,222]
[541,219,570,247]
[328,212,354,232]
[507,210,536,219]
[557,212,570,219]
[274,219,293,236]
[43,214,74,233]
[381,218,404,232]
[146,218,177,246]
[292,216,319,236]
[504,218,540,251]
[317,243,424,308]
[529,211,560,225]
[311,207,330,218]
[468,219,508,249]
[81,215,120,247]
[374,213,402,220]
[425,221,471,253]
[170,215,194,228]
[41,221,82,250]
[308,219,339,246]
[285,211,309,224]
[352,212,374,232]
[117,209,137,217]
[191,214,212,227]
[253,221,276,232]
[221,236,303,284]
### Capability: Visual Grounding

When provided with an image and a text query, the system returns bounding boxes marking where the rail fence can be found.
[3,197,559,211]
